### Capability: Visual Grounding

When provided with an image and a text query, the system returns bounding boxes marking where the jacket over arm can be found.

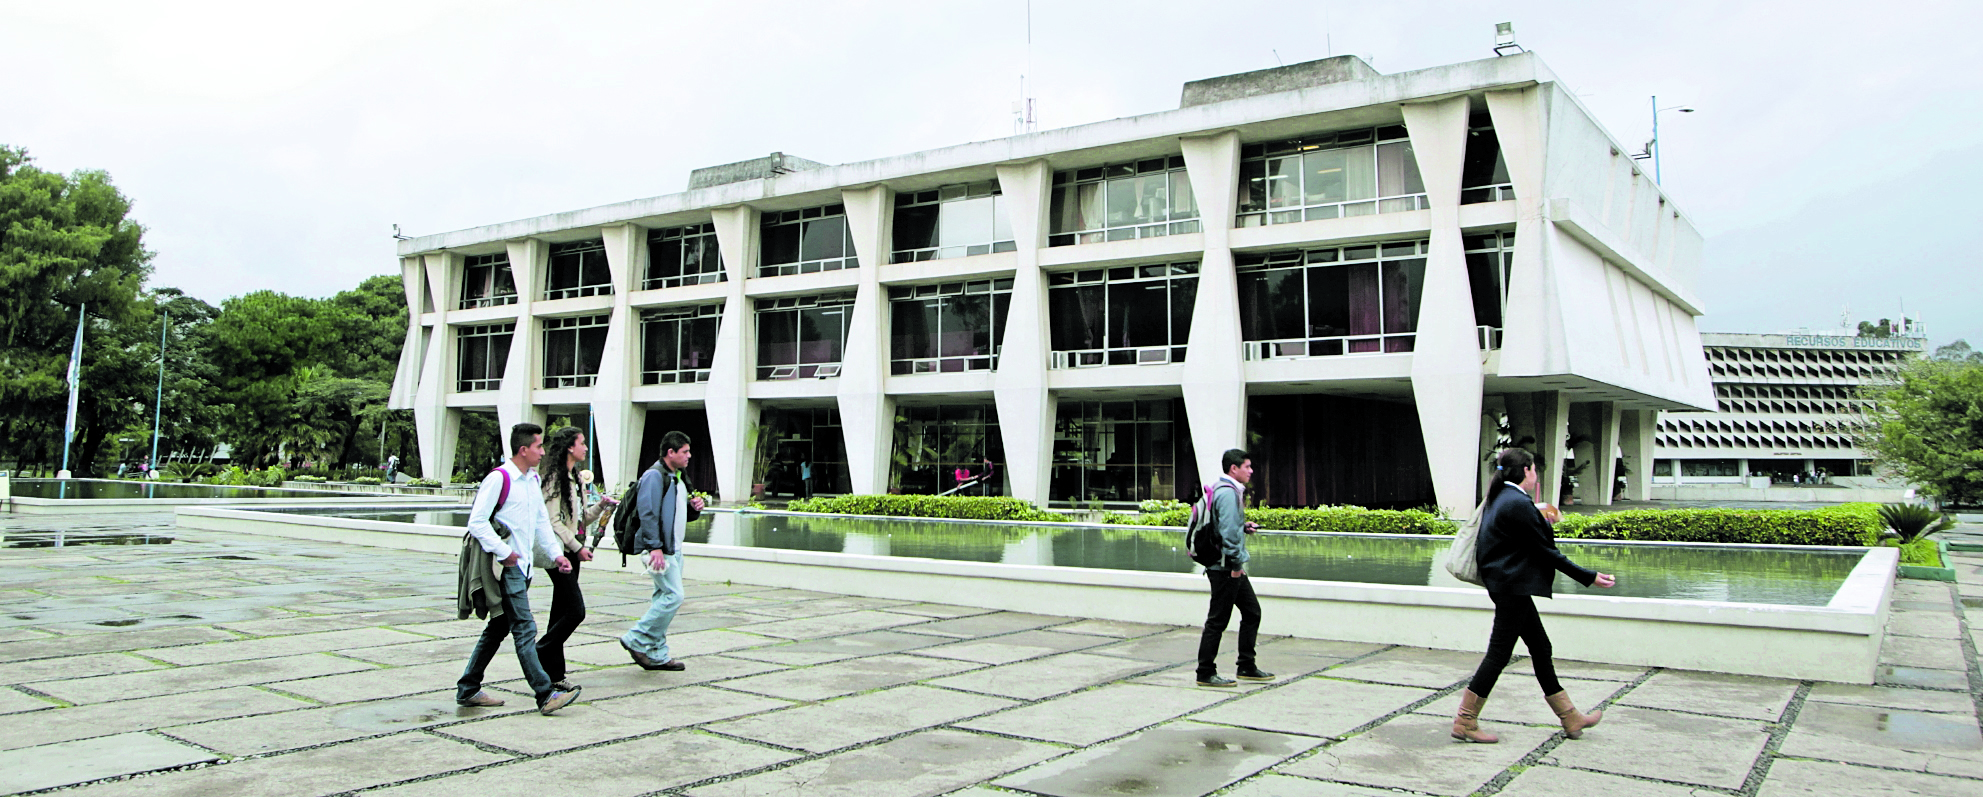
[1212,482,1248,570]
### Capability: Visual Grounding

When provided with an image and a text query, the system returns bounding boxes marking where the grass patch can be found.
[1897,538,1943,567]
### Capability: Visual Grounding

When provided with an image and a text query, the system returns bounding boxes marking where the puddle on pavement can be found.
[1961,596,1983,609]
[2,532,174,548]
[332,699,462,732]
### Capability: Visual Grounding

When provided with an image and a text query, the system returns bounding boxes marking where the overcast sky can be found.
[5,0,1979,346]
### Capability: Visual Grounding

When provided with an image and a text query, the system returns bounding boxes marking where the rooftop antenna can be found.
[1493,22,1525,56]
[1013,0,1037,134]
[392,224,411,241]
[1272,49,1284,66]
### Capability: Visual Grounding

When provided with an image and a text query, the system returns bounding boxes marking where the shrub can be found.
[408,478,442,488]
[1898,537,1943,567]
[351,476,384,486]
[786,494,1068,522]
[291,475,328,483]
[1114,505,1457,535]
[1878,503,1955,544]
[246,467,286,488]
[1553,503,1883,546]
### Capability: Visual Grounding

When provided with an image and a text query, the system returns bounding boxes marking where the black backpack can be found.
[611,473,644,566]
[1183,482,1236,568]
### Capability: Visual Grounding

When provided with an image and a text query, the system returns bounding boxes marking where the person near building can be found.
[1196,448,1274,688]
[621,430,704,671]
[455,422,580,715]
[1451,446,1617,743]
[536,426,603,691]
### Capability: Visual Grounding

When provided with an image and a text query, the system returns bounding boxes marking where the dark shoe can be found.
[1197,675,1237,687]
[1236,667,1275,681]
[551,679,577,692]
[620,637,664,669]
[456,691,504,707]
[656,659,686,672]
[538,685,580,715]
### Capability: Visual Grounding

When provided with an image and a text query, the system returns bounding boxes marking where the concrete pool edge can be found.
[173,505,1896,683]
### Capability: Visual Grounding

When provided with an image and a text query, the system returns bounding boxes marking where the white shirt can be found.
[465,462,562,579]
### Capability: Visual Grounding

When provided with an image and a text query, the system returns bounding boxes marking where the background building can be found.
[389,51,1716,514]
[1651,328,1924,502]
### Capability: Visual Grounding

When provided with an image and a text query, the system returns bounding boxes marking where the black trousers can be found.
[1467,591,1563,698]
[535,556,586,682]
[1196,569,1261,678]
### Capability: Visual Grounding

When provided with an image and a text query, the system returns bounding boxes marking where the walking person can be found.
[1452,447,1617,743]
[536,426,603,691]
[621,431,704,671]
[1196,449,1274,687]
[455,422,580,715]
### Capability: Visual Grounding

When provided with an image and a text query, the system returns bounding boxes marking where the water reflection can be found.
[1,530,174,548]
[15,479,356,500]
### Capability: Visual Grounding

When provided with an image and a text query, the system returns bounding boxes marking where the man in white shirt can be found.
[455,423,580,715]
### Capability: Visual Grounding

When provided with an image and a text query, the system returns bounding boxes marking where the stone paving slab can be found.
[1495,765,1704,797]
[723,628,948,666]
[1412,677,1623,727]
[143,626,429,665]
[1778,700,1983,779]
[1279,715,1548,796]
[894,610,1068,639]
[1086,628,1238,664]
[881,602,1002,619]
[1502,657,1652,683]
[0,625,236,662]
[1888,609,1965,638]
[272,659,519,703]
[1757,758,1983,796]
[731,595,917,619]
[1615,669,1801,721]
[360,729,799,797]
[33,652,376,704]
[162,696,508,755]
[57,732,506,797]
[1192,676,1428,739]
[547,655,782,700]
[956,682,1232,746]
[1544,706,1771,789]
[689,728,1060,797]
[996,720,1318,797]
[1805,682,1979,713]
[0,732,217,795]
[728,610,929,640]
[1880,635,1969,670]
[0,685,56,714]
[1320,647,1482,689]
[0,651,164,685]
[1047,618,1171,638]
[2,685,313,750]
[706,684,1016,753]
[1874,664,1972,691]
[914,629,1114,665]
[720,652,981,701]
[442,684,792,754]
[1221,774,1401,796]
[929,651,1160,701]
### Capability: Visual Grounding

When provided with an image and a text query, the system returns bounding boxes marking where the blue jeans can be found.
[457,566,555,704]
[623,551,684,662]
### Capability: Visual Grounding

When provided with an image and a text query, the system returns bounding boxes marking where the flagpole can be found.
[149,309,168,476]
[58,303,86,479]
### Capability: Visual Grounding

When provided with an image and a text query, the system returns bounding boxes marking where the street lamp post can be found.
[149,310,167,477]
[1650,95,1695,184]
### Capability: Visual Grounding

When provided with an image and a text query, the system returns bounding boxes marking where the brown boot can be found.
[1545,691,1602,739]
[1450,689,1500,743]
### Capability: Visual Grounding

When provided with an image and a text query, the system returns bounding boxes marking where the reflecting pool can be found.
[13,479,361,500]
[279,508,1864,606]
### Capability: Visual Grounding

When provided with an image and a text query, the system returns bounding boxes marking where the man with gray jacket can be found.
[1195,448,1274,687]
[620,430,704,671]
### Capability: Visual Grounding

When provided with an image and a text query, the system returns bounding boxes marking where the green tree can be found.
[1861,355,1983,507]
[1933,339,1983,365]
[0,146,153,475]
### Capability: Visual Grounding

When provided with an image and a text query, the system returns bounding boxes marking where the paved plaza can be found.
[1,512,1980,797]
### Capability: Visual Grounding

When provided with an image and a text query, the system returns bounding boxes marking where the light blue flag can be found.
[63,306,84,447]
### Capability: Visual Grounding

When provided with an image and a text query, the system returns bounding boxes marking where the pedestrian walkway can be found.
[1,511,1979,796]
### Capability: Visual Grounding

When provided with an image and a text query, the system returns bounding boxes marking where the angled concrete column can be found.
[1534,391,1571,506]
[994,159,1055,504]
[1485,87,1565,376]
[1581,401,1621,505]
[838,185,895,496]
[1403,96,1486,519]
[1179,130,1246,485]
[497,239,546,439]
[1618,409,1654,501]
[415,252,459,480]
[388,256,425,410]
[593,224,645,487]
[706,205,759,501]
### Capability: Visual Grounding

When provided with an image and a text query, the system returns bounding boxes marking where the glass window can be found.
[460,254,517,309]
[544,239,613,300]
[645,223,725,290]
[1237,128,1426,228]
[1046,262,1197,368]
[753,406,851,497]
[541,314,609,388]
[754,293,854,379]
[1460,116,1517,204]
[1048,156,1199,247]
[890,404,1007,495]
[455,323,514,392]
[892,181,1016,262]
[888,278,1013,374]
[640,303,722,385]
[1464,231,1515,347]
[1050,398,1192,504]
[760,205,856,277]
[1235,241,1429,359]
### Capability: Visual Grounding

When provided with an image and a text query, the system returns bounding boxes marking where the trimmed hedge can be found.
[291,475,328,483]
[1112,505,1457,535]
[785,495,1068,522]
[350,476,384,486]
[1552,502,1882,546]
[408,478,443,488]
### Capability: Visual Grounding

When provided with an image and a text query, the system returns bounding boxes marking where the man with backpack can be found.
[1194,448,1273,688]
[620,430,704,671]
[454,423,580,715]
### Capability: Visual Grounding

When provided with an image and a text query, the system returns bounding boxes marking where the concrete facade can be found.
[390,52,1715,514]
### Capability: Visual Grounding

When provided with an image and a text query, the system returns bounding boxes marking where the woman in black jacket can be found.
[1452,447,1617,744]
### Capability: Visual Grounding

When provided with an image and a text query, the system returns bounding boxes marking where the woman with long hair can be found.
[536,425,604,691]
[1452,447,1618,744]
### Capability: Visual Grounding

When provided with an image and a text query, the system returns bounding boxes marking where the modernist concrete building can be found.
[1650,329,1924,500]
[388,52,1716,514]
